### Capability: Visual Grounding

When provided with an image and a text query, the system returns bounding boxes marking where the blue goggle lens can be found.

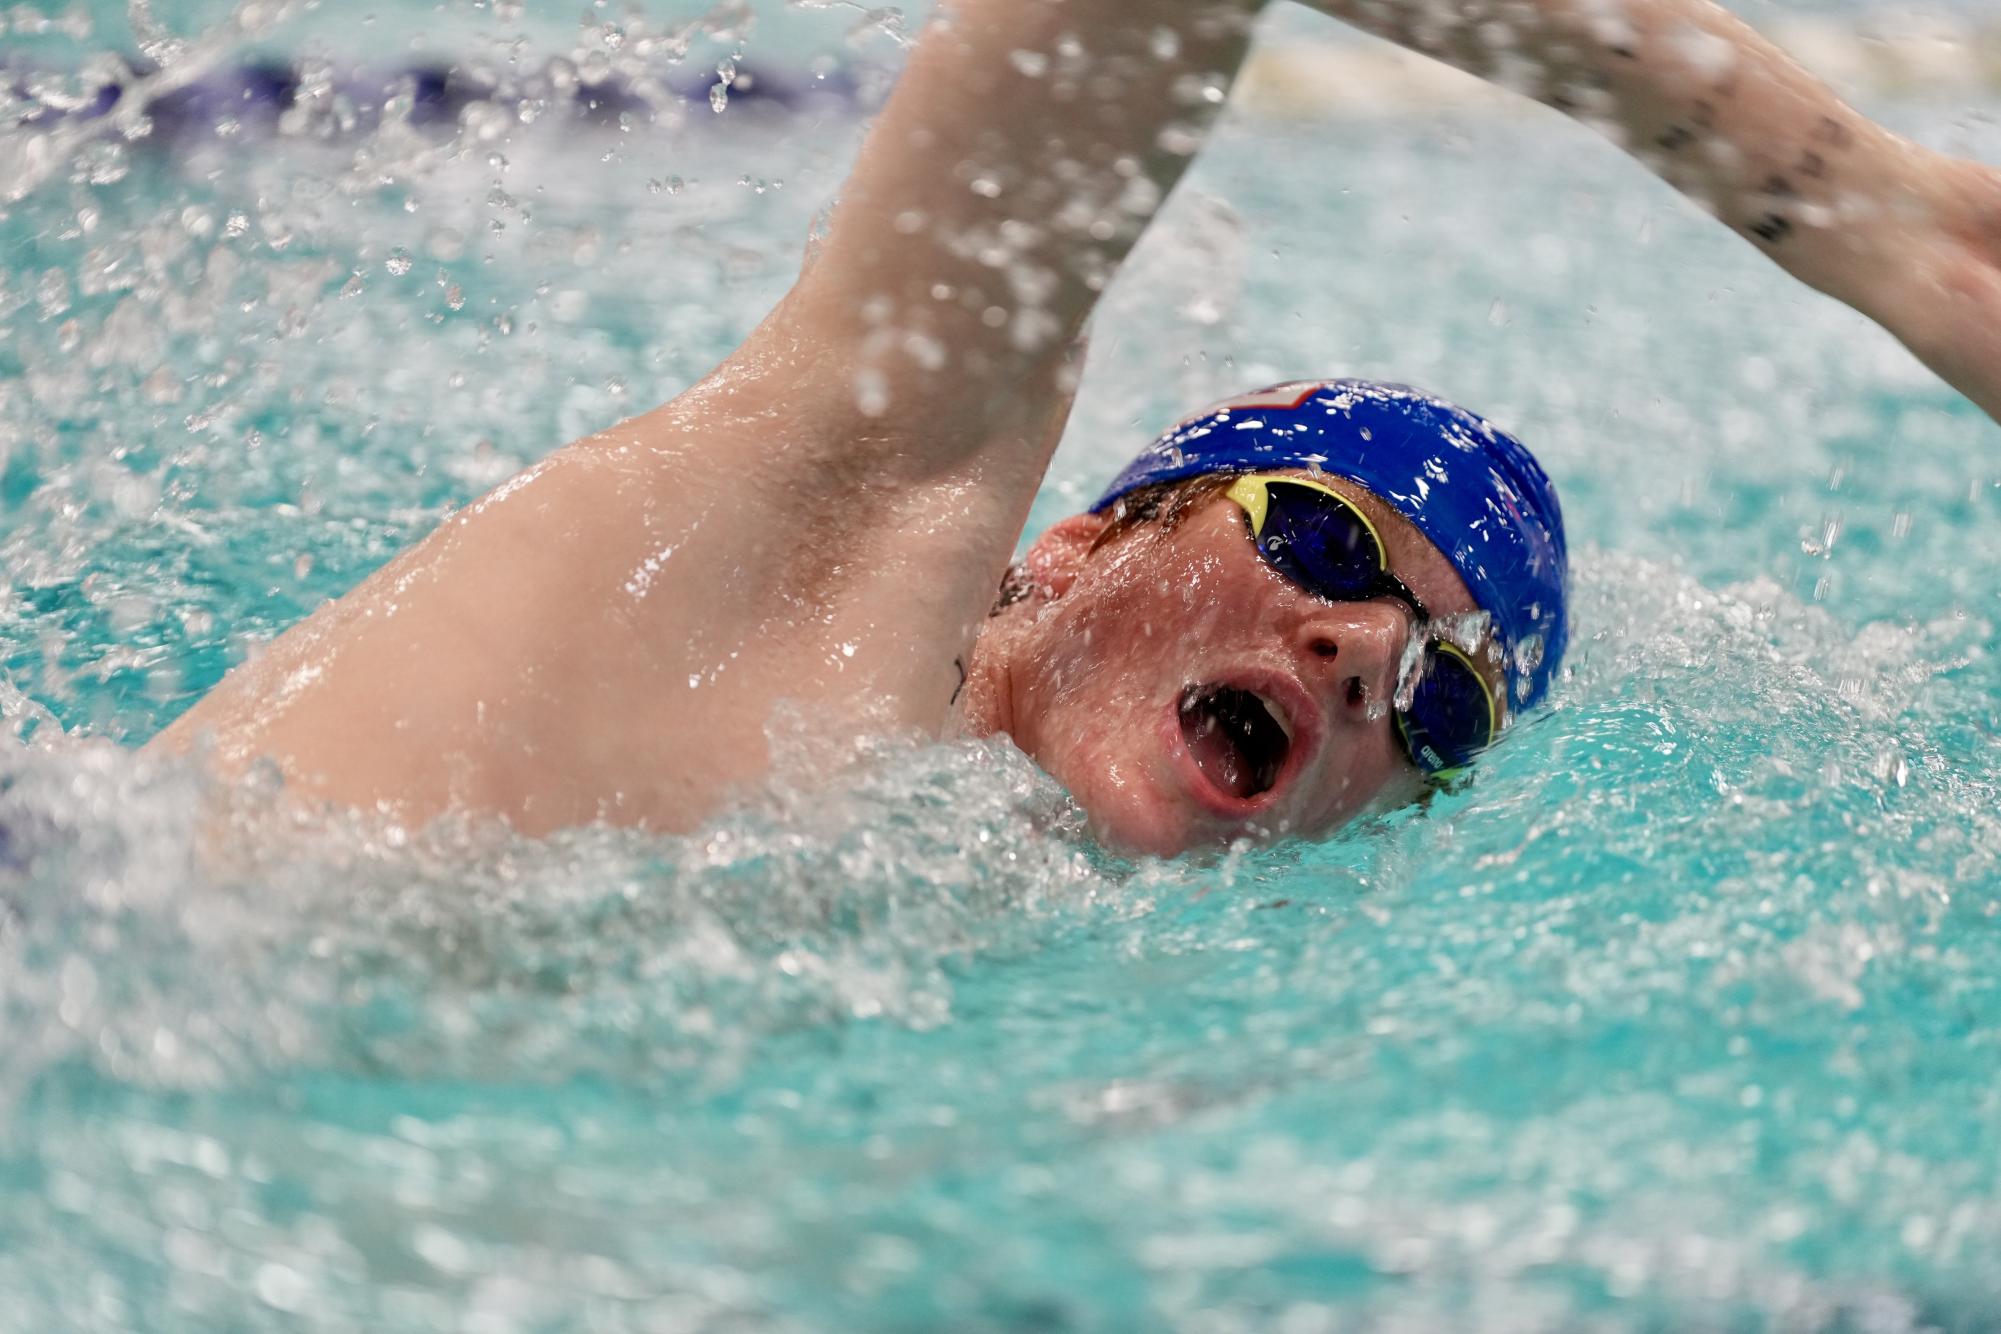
[1395,643,1497,775]
[1235,478,1500,775]
[1252,488,1386,602]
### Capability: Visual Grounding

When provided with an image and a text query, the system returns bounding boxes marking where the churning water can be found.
[4,0,2001,1328]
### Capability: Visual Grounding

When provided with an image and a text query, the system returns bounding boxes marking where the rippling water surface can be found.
[3,1,2001,1328]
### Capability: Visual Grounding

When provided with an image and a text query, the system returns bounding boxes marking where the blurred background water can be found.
[3,0,2001,1329]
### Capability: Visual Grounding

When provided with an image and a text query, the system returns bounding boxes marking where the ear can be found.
[1020,512,1106,601]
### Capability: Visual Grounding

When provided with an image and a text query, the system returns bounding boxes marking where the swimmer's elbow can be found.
[1765,156,2001,426]
[1866,238,2001,427]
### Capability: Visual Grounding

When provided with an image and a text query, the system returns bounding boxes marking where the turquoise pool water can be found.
[5,1,2001,1328]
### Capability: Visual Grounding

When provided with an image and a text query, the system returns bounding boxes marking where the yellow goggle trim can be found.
[1222,473,1394,569]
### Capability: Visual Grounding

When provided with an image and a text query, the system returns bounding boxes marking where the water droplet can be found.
[902,332,946,371]
[1156,122,1203,156]
[36,269,70,318]
[462,101,513,144]
[77,141,128,186]
[1009,49,1049,78]
[254,1263,310,1313]
[141,368,182,404]
[854,368,889,418]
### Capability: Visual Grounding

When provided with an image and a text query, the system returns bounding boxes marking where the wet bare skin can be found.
[147,0,2001,852]
[151,0,1266,837]
[1301,0,2001,423]
[961,474,1503,857]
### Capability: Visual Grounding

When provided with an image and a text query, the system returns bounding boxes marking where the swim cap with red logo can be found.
[1092,379,1567,710]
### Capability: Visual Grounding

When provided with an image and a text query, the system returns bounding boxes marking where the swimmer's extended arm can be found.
[152,0,1269,833]
[1300,0,2001,425]
[782,0,1264,447]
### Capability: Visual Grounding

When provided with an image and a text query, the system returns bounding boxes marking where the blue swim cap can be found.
[1092,379,1567,711]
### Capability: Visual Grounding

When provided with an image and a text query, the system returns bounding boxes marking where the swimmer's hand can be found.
[1301,0,2001,425]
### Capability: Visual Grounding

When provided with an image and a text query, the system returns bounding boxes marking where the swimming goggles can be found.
[1221,474,1502,775]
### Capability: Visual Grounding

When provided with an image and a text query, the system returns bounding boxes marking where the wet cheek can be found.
[1051,732,1193,856]
[1035,678,1158,775]
[1090,695,1168,762]
[1176,559,1219,610]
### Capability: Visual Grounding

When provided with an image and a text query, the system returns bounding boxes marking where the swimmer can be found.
[150,0,2001,854]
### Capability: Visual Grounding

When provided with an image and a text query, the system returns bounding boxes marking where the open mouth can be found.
[1177,685,1293,801]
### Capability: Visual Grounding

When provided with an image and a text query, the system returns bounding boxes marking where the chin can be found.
[1088,807,1204,859]
[1085,799,1300,859]
[1045,753,1201,858]
[1073,769,1295,858]
[1069,755,1417,856]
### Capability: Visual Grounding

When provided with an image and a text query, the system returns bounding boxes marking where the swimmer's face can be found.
[997,474,1502,856]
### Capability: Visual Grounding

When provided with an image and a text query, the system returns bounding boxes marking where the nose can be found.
[1294,601,1412,719]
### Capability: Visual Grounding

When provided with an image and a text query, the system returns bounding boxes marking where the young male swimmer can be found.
[151,0,2001,855]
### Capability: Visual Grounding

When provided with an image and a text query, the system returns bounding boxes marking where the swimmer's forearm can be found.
[1845,161,2001,427]
[778,0,1264,446]
[1305,0,2001,423]
[1305,0,1919,292]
